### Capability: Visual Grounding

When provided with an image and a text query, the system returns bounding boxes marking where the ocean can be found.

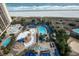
[6,3,79,11]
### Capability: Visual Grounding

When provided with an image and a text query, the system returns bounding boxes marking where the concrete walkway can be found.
[68,37,79,55]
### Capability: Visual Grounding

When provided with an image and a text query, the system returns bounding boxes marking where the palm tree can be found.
[39,33,46,42]
[21,18,26,26]
[55,29,71,56]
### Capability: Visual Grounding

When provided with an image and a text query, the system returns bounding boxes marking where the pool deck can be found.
[68,37,79,55]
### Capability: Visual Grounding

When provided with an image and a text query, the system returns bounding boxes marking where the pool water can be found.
[32,45,48,51]
[24,51,37,56]
[40,53,50,56]
[54,49,60,56]
[72,28,79,33]
[37,26,47,35]
[24,50,50,56]
[17,38,24,43]
[2,37,11,47]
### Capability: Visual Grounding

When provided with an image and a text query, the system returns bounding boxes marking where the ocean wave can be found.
[7,5,79,11]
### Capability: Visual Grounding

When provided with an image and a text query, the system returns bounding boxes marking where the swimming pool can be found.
[71,28,79,39]
[2,37,11,47]
[40,52,50,56]
[24,51,37,56]
[37,26,47,35]
[72,28,79,34]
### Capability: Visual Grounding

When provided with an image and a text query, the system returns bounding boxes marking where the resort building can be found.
[0,3,12,36]
[7,24,23,35]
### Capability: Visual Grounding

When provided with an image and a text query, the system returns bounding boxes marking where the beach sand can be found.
[9,10,79,18]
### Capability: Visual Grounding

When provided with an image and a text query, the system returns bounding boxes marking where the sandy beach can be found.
[9,10,79,18]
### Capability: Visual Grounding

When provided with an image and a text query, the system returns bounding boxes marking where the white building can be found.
[7,24,23,35]
[0,3,12,36]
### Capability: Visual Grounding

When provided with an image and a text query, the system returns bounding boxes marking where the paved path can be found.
[68,37,79,55]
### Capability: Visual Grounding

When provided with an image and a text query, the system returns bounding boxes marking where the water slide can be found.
[16,28,36,48]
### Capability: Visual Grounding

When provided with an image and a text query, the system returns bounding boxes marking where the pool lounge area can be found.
[23,41,60,56]
[13,22,60,56]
